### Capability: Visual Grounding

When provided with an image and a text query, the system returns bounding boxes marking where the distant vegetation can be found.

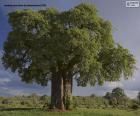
[0,88,140,111]
[0,88,140,116]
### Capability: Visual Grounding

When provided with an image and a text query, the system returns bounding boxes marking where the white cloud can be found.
[0,78,11,85]
[125,90,139,99]
[1,87,29,96]
[0,50,2,56]
[105,82,123,89]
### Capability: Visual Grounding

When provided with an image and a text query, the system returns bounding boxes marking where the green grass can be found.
[0,108,140,116]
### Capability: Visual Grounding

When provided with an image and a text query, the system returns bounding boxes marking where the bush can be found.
[40,95,48,101]
[20,100,34,107]
[2,99,12,104]
[131,103,139,110]
[90,94,96,98]
[43,102,51,110]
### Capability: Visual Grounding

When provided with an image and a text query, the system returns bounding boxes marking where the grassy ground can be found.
[0,108,140,116]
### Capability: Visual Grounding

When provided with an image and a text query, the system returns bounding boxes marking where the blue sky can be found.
[0,0,140,98]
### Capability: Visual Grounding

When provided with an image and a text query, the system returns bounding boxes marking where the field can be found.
[0,95,140,116]
[0,108,140,116]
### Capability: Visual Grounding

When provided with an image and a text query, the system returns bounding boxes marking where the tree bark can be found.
[51,75,64,110]
[63,75,73,110]
[51,76,56,109]
[51,72,73,110]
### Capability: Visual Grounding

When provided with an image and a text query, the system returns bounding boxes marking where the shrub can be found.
[131,103,139,110]
[90,94,96,98]
[2,99,12,104]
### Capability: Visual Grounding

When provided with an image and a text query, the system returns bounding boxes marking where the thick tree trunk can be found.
[51,76,56,109]
[63,76,73,110]
[51,76,64,110]
[51,72,73,110]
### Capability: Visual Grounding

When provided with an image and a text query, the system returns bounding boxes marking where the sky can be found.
[0,0,140,98]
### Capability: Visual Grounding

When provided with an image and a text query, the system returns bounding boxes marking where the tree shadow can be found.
[0,107,39,111]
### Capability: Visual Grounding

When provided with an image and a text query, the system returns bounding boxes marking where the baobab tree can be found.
[2,3,136,110]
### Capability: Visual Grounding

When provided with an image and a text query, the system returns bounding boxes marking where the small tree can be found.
[105,87,128,107]
[112,87,126,98]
